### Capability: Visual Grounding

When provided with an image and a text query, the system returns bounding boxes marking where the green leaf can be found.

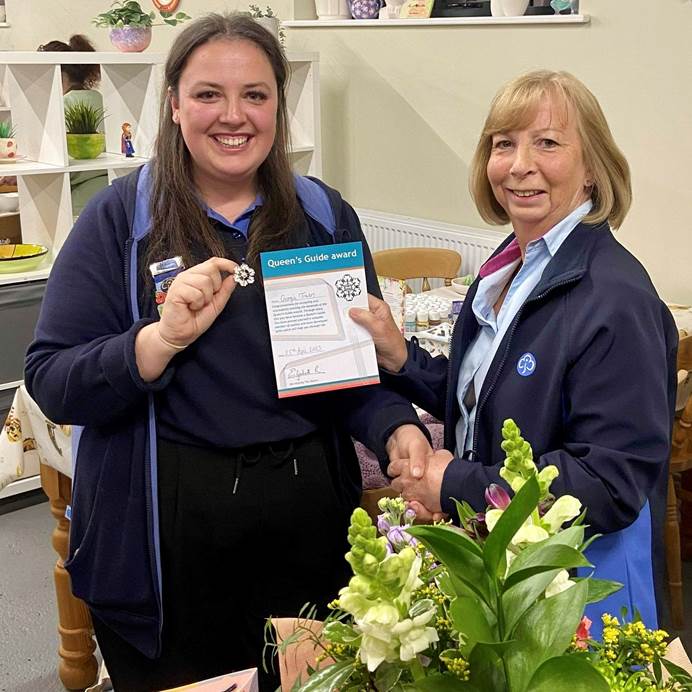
[467,643,507,691]
[412,674,481,691]
[661,657,692,683]
[572,577,623,604]
[503,579,588,692]
[408,523,483,557]
[527,655,609,691]
[163,18,176,25]
[322,621,360,644]
[502,568,563,635]
[374,662,402,691]
[451,497,477,523]
[297,660,354,692]
[407,525,492,605]
[483,475,540,578]
[504,544,591,590]
[449,596,496,644]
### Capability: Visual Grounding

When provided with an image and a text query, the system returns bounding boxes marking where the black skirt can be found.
[92,430,355,692]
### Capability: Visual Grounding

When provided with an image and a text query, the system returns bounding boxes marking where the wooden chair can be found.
[372,247,462,292]
[360,486,399,523]
[665,333,692,628]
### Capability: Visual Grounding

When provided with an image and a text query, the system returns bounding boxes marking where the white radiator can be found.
[356,208,506,279]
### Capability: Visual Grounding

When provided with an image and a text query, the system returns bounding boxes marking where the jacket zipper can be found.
[125,231,164,654]
[469,276,579,458]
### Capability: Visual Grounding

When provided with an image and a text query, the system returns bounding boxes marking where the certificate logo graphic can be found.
[335,274,362,302]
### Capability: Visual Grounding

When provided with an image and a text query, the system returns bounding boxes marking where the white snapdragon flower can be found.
[544,569,575,598]
[541,495,582,534]
[358,604,401,671]
[392,608,439,662]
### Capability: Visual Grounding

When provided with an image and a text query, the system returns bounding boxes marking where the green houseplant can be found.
[93,1,190,52]
[64,103,106,160]
[247,5,284,42]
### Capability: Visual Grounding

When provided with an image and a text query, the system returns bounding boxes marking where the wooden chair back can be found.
[664,333,692,628]
[373,247,462,292]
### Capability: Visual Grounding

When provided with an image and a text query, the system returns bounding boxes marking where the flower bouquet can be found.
[270,420,692,691]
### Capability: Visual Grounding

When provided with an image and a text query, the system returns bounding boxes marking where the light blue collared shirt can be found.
[454,201,592,455]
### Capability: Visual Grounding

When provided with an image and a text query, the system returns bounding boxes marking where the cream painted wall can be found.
[1,0,690,300]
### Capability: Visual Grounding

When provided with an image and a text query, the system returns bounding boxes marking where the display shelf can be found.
[0,263,51,287]
[284,13,589,26]
[67,153,149,172]
[0,474,41,499]
[0,159,64,175]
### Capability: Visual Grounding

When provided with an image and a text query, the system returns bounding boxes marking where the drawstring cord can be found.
[232,441,298,495]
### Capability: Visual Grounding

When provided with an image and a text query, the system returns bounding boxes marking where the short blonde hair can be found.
[469,70,631,230]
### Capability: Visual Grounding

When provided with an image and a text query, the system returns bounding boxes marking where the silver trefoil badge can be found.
[335,274,362,302]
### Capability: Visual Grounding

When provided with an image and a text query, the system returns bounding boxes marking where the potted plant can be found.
[0,120,17,164]
[247,5,283,41]
[93,0,191,53]
[64,103,106,160]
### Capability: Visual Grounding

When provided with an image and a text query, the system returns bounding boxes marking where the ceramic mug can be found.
[0,138,17,163]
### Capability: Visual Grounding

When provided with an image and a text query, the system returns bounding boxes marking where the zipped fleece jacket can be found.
[24,166,426,658]
[382,221,678,629]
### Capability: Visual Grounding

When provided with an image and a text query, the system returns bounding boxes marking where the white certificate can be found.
[261,242,380,398]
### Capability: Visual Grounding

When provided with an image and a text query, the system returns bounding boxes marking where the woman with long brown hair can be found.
[25,14,430,691]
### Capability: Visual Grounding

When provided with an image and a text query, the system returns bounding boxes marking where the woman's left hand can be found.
[386,424,433,480]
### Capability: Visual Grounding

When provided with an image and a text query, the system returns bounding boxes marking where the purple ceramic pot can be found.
[109,26,152,53]
[350,0,381,18]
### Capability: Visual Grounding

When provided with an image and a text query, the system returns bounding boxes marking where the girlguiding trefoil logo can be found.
[516,352,537,377]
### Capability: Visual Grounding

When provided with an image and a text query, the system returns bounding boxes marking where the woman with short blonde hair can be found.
[353,69,677,640]
[470,70,631,230]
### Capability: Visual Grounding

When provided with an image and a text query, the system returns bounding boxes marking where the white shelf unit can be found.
[0,51,164,279]
[284,13,589,26]
[0,50,322,499]
[0,49,322,282]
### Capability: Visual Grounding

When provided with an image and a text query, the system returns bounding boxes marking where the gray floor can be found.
[0,495,691,691]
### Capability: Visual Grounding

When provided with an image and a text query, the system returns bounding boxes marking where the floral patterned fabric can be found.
[0,385,71,492]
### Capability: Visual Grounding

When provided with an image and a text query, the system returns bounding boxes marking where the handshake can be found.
[385,424,455,523]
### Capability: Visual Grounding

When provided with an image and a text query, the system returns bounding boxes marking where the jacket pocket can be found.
[65,421,157,616]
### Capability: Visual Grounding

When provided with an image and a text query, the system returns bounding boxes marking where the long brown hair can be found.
[147,13,301,271]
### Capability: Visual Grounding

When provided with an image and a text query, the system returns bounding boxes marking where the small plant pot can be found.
[0,138,17,164]
[254,17,280,38]
[66,133,106,160]
[109,26,152,52]
[315,0,351,19]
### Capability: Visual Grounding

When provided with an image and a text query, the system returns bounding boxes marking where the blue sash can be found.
[578,501,657,639]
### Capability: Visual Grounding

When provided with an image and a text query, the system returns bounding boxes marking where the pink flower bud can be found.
[485,483,511,509]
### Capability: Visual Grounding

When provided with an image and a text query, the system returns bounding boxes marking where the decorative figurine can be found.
[121,122,135,158]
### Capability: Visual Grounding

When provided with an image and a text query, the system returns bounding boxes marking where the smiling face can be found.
[170,38,278,199]
[486,97,592,243]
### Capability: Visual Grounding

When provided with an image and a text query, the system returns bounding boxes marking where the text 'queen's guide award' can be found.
[261,242,380,398]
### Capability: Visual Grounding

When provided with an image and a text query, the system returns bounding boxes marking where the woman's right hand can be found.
[157,256,239,348]
[350,294,408,372]
[135,257,238,381]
